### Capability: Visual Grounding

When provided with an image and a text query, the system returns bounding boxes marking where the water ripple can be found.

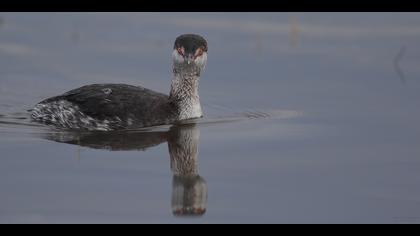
[0,105,303,135]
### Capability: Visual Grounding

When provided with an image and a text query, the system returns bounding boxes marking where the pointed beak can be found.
[184,54,194,65]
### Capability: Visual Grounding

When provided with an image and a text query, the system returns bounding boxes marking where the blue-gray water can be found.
[1,13,420,223]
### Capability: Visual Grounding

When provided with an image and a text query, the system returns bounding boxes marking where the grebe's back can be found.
[32,84,176,130]
[31,34,208,131]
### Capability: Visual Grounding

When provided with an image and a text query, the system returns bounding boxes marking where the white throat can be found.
[169,71,202,120]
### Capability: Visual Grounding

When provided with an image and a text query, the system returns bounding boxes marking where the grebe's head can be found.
[173,34,208,70]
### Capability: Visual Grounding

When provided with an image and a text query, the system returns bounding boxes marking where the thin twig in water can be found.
[289,16,299,48]
[394,46,407,84]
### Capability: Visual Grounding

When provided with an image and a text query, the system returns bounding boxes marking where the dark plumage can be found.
[174,34,208,53]
[39,84,178,129]
[31,34,208,131]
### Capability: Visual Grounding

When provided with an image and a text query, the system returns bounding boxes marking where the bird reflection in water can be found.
[168,124,207,216]
[40,123,207,217]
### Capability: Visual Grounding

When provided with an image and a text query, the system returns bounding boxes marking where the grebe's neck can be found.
[169,65,202,120]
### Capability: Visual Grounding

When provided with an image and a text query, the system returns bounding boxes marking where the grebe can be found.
[31,34,208,131]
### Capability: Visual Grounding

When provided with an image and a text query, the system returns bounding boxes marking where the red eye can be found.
[195,48,203,57]
[177,47,184,56]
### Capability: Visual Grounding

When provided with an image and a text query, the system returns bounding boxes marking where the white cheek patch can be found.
[173,50,207,70]
[172,49,184,64]
[194,52,207,69]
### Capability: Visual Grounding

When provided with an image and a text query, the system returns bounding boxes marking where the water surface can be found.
[1,13,420,223]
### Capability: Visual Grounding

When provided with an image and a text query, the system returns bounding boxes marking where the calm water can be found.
[1,13,420,223]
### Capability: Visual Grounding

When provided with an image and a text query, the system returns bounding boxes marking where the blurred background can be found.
[1,13,420,223]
